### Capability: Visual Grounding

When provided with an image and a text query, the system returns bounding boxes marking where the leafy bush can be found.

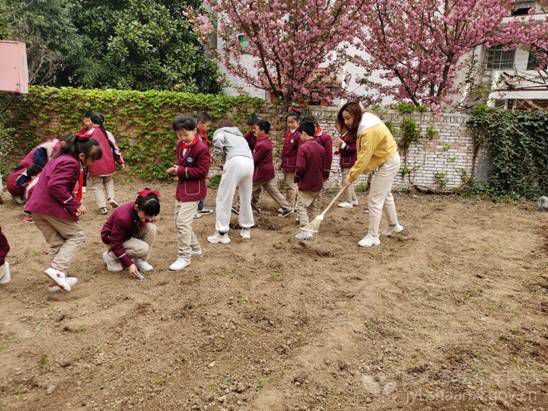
[8,86,264,180]
[468,107,548,199]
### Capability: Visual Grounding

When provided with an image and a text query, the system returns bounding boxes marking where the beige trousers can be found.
[367,152,401,237]
[341,168,358,203]
[283,172,298,209]
[122,223,157,261]
[175,201,200,262]
[32,213,86,273]
[91,175,115,209]
[252,178,290,209]
[296,191,321,226]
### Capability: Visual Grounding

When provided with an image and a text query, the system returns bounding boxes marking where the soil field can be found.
[0,179,547,410]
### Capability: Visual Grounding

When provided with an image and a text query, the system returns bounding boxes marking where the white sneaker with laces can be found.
[44,267,71,292]
[240,228,251,239]
[0,262,11,284]
[103,251,123,272]
[207,232,231,244]
[295,230,313,241]
[382,223,404,237]
[169,258,190,271]
[338,202,353,209]
[135,259,154,273]
[48,277,78,293]
[358,234,381,248]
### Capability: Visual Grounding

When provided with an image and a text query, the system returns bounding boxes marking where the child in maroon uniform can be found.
[101,190,160,280]
[0,225,11,285]
[294,120,326,240]
[336,127,359,208]
[167,115,210,271]
[281,112,301,208]
[25,136,103,292]
[251,120,292,215]
[243,114,259,151]
[195,113,214,216]
[302,115,333,181]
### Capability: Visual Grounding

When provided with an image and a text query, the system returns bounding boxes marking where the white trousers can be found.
[367,152,401,237]
[215,156,254,233]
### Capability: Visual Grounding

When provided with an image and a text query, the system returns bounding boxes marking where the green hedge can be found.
[468,106,548,199]
[7,86,264,179]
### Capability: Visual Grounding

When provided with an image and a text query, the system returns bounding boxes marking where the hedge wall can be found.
[7,86,265,179]
[469,107,548,199]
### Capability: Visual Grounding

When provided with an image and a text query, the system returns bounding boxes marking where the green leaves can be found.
[7,86,264,181]
[469,108,548,199]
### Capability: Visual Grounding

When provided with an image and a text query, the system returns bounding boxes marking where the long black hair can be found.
[91,112,110,140]
[55,135,103,161]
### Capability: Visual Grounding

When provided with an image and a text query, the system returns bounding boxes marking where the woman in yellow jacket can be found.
[339,102,404,247]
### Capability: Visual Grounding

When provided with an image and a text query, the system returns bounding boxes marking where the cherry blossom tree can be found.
[353,0,548,108]
[187,0,368,109]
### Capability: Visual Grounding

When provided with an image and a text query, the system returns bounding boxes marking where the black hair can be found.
[298,120,315,137]
[300,114,318,125]
[56,135,103,161]
[91,112,111,143]
[136,191,161,217]
[196,113,212,123]
[83,110,93,119]
[172,115,197,131]
[27,165,42,178]
[286,112,300,122]
[257,119,271,134]
[246,113,259,126]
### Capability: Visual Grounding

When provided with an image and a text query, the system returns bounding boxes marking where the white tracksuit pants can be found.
[215,156,254,233]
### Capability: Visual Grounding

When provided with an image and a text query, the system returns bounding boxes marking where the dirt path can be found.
[0,180,546,410]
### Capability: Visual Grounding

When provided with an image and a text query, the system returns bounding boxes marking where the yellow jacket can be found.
[348,113,398,182]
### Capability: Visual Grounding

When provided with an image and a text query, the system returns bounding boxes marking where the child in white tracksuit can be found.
[208,120,254,244]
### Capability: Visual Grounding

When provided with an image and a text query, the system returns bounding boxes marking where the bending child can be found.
[101,189,160,279]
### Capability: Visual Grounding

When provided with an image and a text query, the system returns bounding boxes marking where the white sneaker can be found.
[193,212,203,220]
[240,228,251,239]
[169,258,190,271]
[295,230,313,241]
[358,234,380,247]
[207,232,231,244]
[103,251,123,272]
[0,262,11,284]
[48,277,78,293]
[191,248,203,257]
[338,202,353,209]
[351,200,359,206]
[135,259,154,273]
[44,267,71,292]
[382,223,404,237]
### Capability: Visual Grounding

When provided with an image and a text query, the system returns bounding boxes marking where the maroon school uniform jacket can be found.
[243,131,257,151]
[176,137,210,202]
[315,128,333,180]
[294,139,326,193]
[338,133,357,169]
[101,202,147,268]
[25,154,81,221]
[281,129,301,173]
[0,229,9,266]
[253,135,275,183]
[6,168,26,198]
[87,127,116,177]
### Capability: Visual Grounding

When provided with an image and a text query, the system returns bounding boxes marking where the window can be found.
[511,0,534,16]
[486,46,516,70]
[527,52,538,70]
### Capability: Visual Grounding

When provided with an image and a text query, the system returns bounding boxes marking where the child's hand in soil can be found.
[128,264,142,279]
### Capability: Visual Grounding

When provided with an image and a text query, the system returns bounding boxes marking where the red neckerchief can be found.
[74,165,84,202]
[181,135,199,150]
[315,127,323,137]
[285,129,297,142]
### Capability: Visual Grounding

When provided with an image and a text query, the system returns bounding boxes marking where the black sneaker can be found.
[278,208,293,217]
